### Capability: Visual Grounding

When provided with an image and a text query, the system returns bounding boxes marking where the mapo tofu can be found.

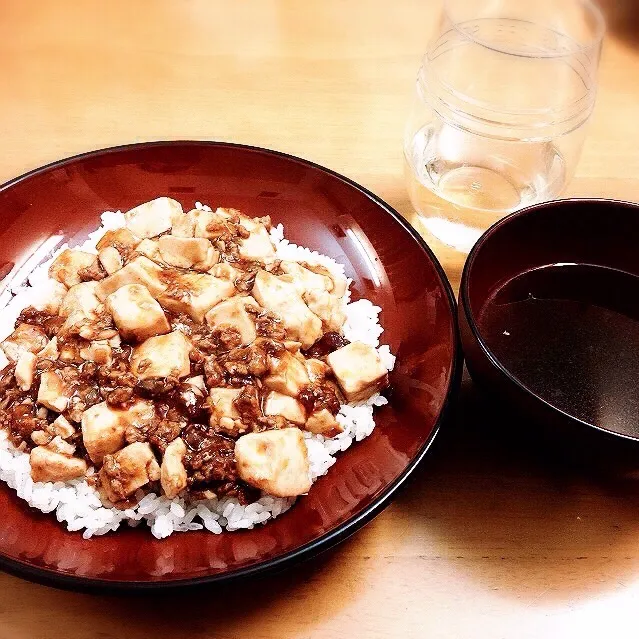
[0,197,389,514]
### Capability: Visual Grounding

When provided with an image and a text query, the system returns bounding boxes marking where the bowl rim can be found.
[460,197,639,444]
[0,139,462,591]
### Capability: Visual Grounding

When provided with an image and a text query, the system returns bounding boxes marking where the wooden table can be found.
[1,1,639,637]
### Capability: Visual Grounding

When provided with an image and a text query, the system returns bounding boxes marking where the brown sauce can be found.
[304,331,349,359]
[478,264,639,438]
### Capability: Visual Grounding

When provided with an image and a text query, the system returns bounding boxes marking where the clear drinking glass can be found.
[404,0,605,252]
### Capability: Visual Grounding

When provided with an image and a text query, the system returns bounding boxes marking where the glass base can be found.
[417,215,484,253]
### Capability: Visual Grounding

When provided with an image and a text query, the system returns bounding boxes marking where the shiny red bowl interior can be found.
[0,142,459,590]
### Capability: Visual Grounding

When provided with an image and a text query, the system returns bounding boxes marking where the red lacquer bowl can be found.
[0,142,460,590]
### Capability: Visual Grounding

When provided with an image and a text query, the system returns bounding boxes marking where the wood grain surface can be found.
[1,1,639,637]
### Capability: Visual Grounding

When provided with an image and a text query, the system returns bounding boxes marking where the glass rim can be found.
[442,0,606,58]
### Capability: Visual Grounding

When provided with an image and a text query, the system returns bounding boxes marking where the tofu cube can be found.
[1,323,48,362]
[196,246,220,272]
[304,409,343,438]
[280,261,333,293]
[208,387,249,435]
[303,288,346,331]
[124,197,183,238]
[96,228,140,253]
[130,331,191,379]
[98,246,123,274]
[81,401,127,463]
[134,239,163,263]
[81,400,154,463]
[283,340,303,353]
[232,212,260,231]
[159,272,235,322]
[209,387,242,420]
[185,375,206,392]
[99,442,161,502]
[209,262,241,284]
[264,391,306,425]
[191,209,230,239]
[276,259,345,328]
[127,399,157,427]
[30,447,87,483]
[51,414,75,439]
[37,337,59,361]
[30,430,51,446]
[205,296,259,346]
[15,351,36,391]
[238,225,276,262]
[59,304,118,343]
[30,280,68,315]
[48,249,97,288]
[79,340,113,365]
[302,262,349,298]
[106,284,170,342]
[235,428,311,497]
[160,437,187,499]
[171,209,197,237]
[327,341,389,402]
[252,270,322,348]
[46,435,76,456]
[58,308,94,340]
[59,281,100,318]
[37,370,72,412]
[94,256,165,301]
[215,207,236,220]
[304,358,330,383]
[264,351,310,396]
[158,236,217,269]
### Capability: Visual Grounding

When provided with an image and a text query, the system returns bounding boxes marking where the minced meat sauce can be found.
[0,234,349,505]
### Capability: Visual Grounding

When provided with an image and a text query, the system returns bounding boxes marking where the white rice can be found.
[0,205,394,539]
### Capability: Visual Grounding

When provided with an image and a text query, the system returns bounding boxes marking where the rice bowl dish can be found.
[0,198,395,539]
